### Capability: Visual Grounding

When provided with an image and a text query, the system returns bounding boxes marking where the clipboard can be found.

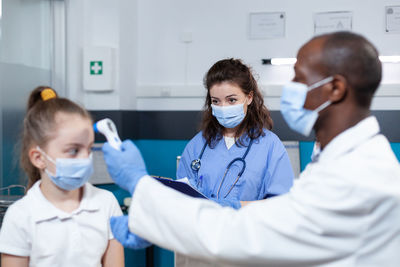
[153,176,208,199]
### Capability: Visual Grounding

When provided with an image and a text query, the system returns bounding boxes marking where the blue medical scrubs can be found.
[177,129,294,201]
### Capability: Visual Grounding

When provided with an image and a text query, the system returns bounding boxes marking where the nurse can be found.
[177,58,294,209]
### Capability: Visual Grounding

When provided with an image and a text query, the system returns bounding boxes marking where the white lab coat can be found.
[128,116,400,267]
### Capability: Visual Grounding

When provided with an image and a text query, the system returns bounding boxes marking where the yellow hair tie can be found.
[41,88,56,101]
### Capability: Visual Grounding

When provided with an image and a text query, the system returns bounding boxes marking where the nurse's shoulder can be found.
[257,128,287,154]
[183,131,207,154]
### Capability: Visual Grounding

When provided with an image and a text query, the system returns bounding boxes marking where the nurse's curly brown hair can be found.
[201,58,273,148]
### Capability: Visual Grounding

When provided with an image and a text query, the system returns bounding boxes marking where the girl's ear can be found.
[29,147,46,169]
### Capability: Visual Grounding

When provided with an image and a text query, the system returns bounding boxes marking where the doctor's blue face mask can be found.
[37,147,94,191]
[211,103,246,128]
[280,76,334,136]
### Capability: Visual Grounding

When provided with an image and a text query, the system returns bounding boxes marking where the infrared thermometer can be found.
[93,118,122,150]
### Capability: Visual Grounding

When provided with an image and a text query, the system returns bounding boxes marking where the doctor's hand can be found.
[102,140,148,195]
[110,216,151,249]
[210,197,241,210]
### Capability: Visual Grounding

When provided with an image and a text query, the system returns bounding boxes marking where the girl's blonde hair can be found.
[21,86,92,189]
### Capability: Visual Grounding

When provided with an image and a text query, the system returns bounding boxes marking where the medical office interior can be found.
[0,0,400,266]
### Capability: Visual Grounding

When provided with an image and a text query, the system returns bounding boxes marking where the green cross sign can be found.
[90,61,103,75]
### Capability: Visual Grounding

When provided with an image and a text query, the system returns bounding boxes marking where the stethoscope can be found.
[191,138,254,199]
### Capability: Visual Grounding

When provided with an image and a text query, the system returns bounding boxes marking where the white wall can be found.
[66,0,400,111]
[0,0,53,186]
[66,0,120,109]
[1,0,51,69]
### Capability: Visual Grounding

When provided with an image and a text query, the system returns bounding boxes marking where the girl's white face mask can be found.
[37,147,93,191]
[280,77,333,136]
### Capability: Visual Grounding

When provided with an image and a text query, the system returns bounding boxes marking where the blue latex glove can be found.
[210,197,241,210]
[102,140,148,194]
[110,215,151,249]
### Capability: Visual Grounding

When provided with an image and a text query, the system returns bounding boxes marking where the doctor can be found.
[177,58,294,209]
[104,31,400,266]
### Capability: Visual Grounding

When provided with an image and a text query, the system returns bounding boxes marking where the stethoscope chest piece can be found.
[191,159,201,171]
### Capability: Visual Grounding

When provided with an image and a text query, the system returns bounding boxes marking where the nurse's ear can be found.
[246,91,254,106]
[29,147,46,170]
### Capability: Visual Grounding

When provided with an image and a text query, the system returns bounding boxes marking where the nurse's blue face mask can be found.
[280,76,333,136]
[211,103,246,129]
[37,147,94,191]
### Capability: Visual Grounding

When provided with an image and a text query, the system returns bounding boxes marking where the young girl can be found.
[0,87,124,266]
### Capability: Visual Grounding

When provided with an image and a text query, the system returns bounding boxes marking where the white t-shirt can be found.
[0,181,122,267]
[223,136,235,150]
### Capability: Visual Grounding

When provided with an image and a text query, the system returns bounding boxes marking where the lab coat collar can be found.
[317,116,380,163]
[30,181,100,223]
